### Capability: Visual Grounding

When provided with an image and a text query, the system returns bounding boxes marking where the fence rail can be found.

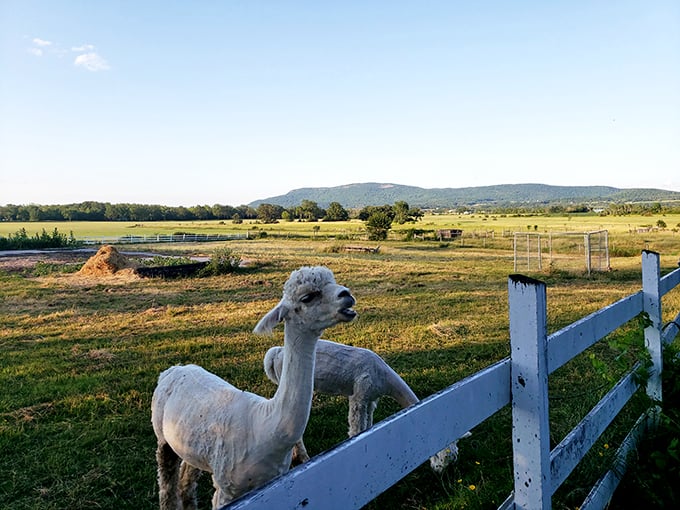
[225,250,680,510]
[80,233,250,245]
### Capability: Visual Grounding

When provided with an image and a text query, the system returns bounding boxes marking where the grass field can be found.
[1,217,680,509]
[1,211,679,238]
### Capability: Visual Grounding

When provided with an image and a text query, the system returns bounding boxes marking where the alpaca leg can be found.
[366,399,378,428]
[157,441,181,510]
[429,432,472,473]
[211,476,234,510]
[292,438,311,465]
[179,460,202,510]
[348,396,371,437]
[429,442,459,473]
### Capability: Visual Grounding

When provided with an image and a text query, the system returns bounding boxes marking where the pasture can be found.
[1,215,680,509]
[1,211,679,240]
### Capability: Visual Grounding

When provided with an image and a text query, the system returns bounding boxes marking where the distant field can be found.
[2,214,679,273]
[1,212,679,238]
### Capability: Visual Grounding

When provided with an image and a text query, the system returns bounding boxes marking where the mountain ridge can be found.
[250,182,680,209]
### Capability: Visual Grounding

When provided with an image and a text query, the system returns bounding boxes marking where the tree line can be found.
[0,200,426,246]
[0,200,423,226]
[3,199,676,225]
[0,202,257,222]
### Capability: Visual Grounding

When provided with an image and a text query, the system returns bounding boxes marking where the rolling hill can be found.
[250,183,680,209]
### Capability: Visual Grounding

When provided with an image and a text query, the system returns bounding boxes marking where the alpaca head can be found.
[253,266,357,336]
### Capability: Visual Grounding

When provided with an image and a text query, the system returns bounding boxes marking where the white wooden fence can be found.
[81,233,249,245]
[224,250,680,510]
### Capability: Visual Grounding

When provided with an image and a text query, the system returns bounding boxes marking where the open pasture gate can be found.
[513,230,610,275]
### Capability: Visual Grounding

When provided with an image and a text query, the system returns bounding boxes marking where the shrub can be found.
[139,256,194,267]
[198,247,241,276]
[32,261,84,276]
[0,228,80,250]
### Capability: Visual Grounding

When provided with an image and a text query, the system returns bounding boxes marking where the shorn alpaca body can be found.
[264,339,469,473]
[151,266,357,509]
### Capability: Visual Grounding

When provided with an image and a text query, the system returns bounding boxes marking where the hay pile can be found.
[78,245,138,277]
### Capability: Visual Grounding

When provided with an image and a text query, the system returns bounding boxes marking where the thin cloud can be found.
[71,44,94,52]
[27,37,52,56]
[74,52,110,72]
[32,38,52,47]
[27,37,111,71]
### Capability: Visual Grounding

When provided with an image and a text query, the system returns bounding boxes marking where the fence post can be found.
[641,250,662,402]
[508,274,551,510]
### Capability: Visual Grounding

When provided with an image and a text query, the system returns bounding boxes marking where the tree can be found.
[172,206,195,221]
[296,200,325,221]
[235,205,257,220]
[189,205,215,220]
[79,201,107,220]
[0,204,20,221]
[105,203,130,221]
[365,211,392,241]
[409,206,424,222]
[358,204,395,222]
[324,202,349,221]
[212,204,236,220]
[257,203,283,223]
[27,205,43,222]
[393,201,410,224]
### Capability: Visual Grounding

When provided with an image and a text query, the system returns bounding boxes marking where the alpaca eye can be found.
[300,291,320,304]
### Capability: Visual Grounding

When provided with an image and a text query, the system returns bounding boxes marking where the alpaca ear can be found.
[253,302,287,335]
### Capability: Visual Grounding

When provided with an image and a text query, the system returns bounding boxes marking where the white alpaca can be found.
[264,339,470,473]
[151,266,357,509]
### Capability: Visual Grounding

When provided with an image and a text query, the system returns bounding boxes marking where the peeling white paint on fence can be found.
[223,250,680,510]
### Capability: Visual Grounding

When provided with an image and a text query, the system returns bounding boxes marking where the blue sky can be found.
[1,1,679,207]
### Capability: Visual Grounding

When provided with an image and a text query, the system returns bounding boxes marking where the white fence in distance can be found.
[224,250,680,510]
[80,233,250,245]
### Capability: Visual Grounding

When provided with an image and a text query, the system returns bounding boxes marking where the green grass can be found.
[1,232,679,509]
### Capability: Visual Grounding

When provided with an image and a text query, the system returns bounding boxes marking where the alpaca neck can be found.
[269,325,319,442]
[385,365,419,408]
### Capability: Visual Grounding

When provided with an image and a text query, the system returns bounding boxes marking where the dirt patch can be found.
[0,250,93,274]
[78,245,138,277]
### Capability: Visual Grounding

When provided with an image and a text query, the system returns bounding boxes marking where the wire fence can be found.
[513,230,610,275]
